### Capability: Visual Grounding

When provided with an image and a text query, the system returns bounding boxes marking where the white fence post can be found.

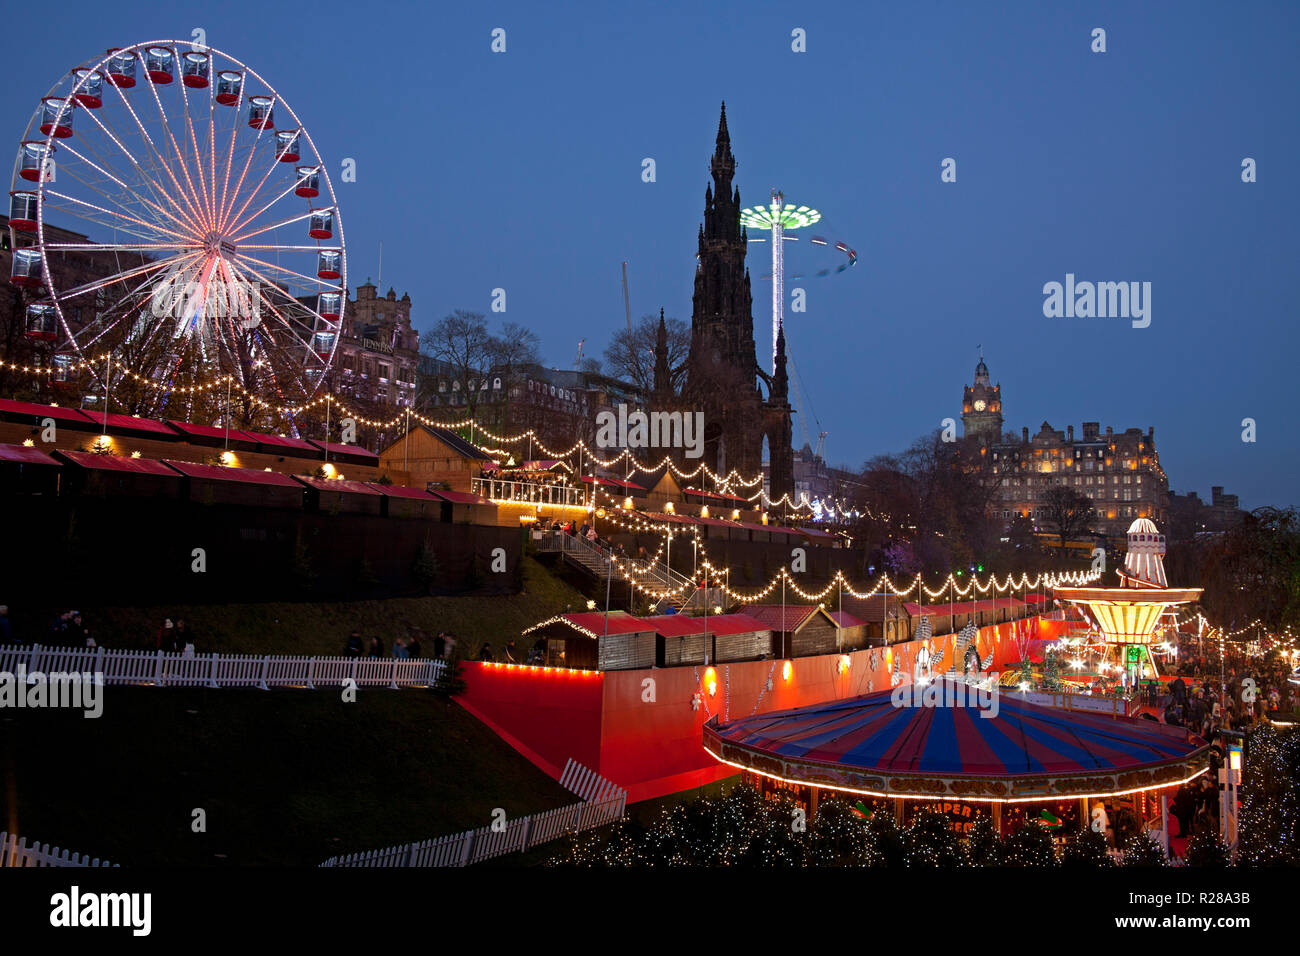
[207,653,219,690]
[389,658,399,691]
[153,649,165,686]
[306,657,316,690]
[257,656,269,691]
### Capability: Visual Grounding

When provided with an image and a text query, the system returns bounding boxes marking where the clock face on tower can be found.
[974,400,987,412]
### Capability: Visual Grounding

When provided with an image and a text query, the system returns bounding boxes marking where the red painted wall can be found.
[457,663,604,777]
[459,615,1062,802]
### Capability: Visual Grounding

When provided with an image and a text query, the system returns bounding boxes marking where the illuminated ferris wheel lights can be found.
[10,40,347,404]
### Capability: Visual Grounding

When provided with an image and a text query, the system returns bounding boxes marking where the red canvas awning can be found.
[641,613,768,637]
[163,460,303,487]
[294,476,382,495]
[77,410,177,436]
[683,487,748,501]
[365,483,439,500]
[0,399,95,425]
[54,449,177,475]
[245,430,319,453]
[307,439,379,461]
[0,442,60,465]
[431,489,492,505]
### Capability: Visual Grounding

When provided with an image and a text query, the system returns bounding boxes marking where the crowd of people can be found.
[342,629,461,662]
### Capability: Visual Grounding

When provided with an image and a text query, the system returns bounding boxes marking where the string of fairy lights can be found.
[1169,611,1299,657]
[9,357,878,516]
[540,492,1103,609]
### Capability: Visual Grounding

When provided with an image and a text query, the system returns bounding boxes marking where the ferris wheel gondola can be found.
[7,40,346,412]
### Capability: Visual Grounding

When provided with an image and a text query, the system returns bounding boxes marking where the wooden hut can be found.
[645,612,772,666]
[743,604,846,658]
[53,449,182,498]
[294,476,384,516]
[525,611,657,671]
[0,442,61,495]
[378,424,493,493]
[163,459,305,509]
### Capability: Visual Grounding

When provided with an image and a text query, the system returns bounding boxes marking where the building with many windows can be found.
[331,281,419,409]
[961,355,1169,537]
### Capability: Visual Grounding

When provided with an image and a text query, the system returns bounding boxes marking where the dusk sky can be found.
[6,1,1297,508]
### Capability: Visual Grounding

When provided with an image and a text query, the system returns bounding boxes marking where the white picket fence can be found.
[0,832,116,868]
[0,644,447,691]
[319,761,627,867]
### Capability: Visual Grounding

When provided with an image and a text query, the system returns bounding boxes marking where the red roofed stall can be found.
[53,449,183,497]
[294,475,383,515]
[524,611,658,671]
[163,459,305,509]
[0,442,61,494]
[643,612,772,666]
[364,482,441,519]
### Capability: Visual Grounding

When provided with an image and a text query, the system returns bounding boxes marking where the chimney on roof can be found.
[1022,426,1029,443]
[1067,425,1074,442]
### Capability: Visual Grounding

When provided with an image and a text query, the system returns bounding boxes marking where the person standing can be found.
[368,636,385,659]
[394,637,409,659]
[157,618,176,651]
[344,630,363,658]
[407,633,422,659]
[443,634,457,660]
[433,632,446,660]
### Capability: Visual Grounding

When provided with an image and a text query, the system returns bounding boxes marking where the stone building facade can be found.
[963,354,1170,537]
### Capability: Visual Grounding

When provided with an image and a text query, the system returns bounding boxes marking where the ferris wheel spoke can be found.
[41,187,196,246]
[220,142,294,240]
[107,52,208,232]
[230,259,323,351]
[237,243,338,252]
[223,171,302,240]
[224,257,314,336]
[55,253,195,305]
[234,250,336,290]
[76,104,204,237]
[177,70,215,229]
[137,46,212,232]
[53,142,197,239]
[228,208,315,244]
[217,103,273,233]
[215,85,245,240]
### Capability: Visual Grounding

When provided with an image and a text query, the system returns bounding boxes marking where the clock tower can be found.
[961,349,1003,444]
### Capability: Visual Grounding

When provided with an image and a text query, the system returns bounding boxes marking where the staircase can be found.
[536,530,696,611]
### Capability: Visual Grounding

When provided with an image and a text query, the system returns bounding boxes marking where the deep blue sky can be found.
[7,1,1297,508]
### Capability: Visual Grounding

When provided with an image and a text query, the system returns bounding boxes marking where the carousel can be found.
[703,678,1209,835]
[1053,518,1202,683]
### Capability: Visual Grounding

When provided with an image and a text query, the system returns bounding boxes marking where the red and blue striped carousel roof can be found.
[705,682,1207,796]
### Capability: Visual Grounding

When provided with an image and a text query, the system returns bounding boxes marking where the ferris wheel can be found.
[8,40,346,409]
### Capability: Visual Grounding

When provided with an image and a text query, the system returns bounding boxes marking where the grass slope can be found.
[14,555,587,658]
[0,685,573,866]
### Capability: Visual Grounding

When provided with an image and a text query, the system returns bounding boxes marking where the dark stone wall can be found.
[1,493,522,606]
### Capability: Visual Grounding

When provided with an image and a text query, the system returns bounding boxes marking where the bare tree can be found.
[1042,485,1096,549]
[418,310,493,416]
[603,313,689,393]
